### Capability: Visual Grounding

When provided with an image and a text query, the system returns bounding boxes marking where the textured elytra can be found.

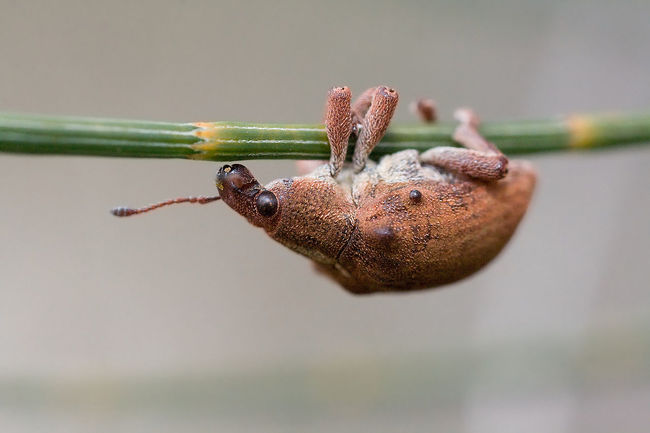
[332,160,534,293]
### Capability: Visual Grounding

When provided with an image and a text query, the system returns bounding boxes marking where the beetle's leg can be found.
[420,147,508,181]
[452,108,503,154]
[410,98,437,123]
[324,86,353,177]
[420,108,508,181]
[352,86,399,173]
[351,86,376,128]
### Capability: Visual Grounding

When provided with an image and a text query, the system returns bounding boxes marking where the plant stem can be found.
[1,112,650,162]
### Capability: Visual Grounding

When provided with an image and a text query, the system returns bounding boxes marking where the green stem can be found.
[1,112,650,162]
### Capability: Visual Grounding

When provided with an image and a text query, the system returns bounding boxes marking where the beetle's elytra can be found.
[215,86,536,294]
[114,86,536,295]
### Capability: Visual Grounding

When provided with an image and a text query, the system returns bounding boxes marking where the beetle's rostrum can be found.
[112,85,536,295]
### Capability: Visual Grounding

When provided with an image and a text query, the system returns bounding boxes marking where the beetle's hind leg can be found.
[350,86,376,128]
[410,98,437,123]
[420,108,508,181]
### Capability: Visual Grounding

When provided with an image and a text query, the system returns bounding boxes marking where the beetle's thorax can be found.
[263,150,459,266]
[264,173,356,265]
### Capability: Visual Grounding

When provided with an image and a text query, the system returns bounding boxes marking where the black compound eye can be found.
[255,191,278,217]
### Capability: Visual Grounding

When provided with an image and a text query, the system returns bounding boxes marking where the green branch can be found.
[1,111,650,162]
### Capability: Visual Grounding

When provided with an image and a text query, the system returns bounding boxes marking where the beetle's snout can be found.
[216,164,260,194]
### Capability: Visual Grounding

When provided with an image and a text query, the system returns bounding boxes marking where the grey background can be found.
[1,1,649,432]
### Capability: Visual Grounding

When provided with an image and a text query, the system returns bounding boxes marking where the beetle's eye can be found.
[255,191,278,217]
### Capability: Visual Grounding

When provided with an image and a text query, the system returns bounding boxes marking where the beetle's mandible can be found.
[113,86,536,294]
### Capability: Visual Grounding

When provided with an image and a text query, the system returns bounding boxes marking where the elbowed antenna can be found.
[111,195,221,217]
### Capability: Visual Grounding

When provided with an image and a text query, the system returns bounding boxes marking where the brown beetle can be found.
[114,86,536,294]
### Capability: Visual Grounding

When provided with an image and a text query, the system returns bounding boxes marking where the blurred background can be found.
[1,1,649,432]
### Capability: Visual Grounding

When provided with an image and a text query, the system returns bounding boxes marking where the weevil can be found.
[113,86,536,294]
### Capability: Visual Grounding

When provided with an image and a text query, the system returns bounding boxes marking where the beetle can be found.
[113,86,536,294]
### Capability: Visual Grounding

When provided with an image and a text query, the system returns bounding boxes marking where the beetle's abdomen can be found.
[333,161,536,294]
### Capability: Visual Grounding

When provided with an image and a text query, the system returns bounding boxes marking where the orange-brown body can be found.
[217,149,535,294]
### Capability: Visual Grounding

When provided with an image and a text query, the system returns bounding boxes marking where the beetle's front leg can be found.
[302,85,398,176]
[324,86,353,177]
[420,108,508,181]
[350,86,376,127]
[351,86,399,172]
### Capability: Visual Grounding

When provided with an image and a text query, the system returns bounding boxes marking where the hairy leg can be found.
[352,86,399,172]
[351,86,376,127]
[420,108,508,181]
[324,86,353,177]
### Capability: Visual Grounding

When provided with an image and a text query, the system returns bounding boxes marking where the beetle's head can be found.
[216,164,281,230]
[217,163,355,263]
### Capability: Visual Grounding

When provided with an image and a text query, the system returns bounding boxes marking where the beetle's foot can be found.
[420,107,508,181]
[351,86,399,173]
[410,98,437,123]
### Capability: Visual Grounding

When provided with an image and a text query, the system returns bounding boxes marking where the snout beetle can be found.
[113,86,536,294]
